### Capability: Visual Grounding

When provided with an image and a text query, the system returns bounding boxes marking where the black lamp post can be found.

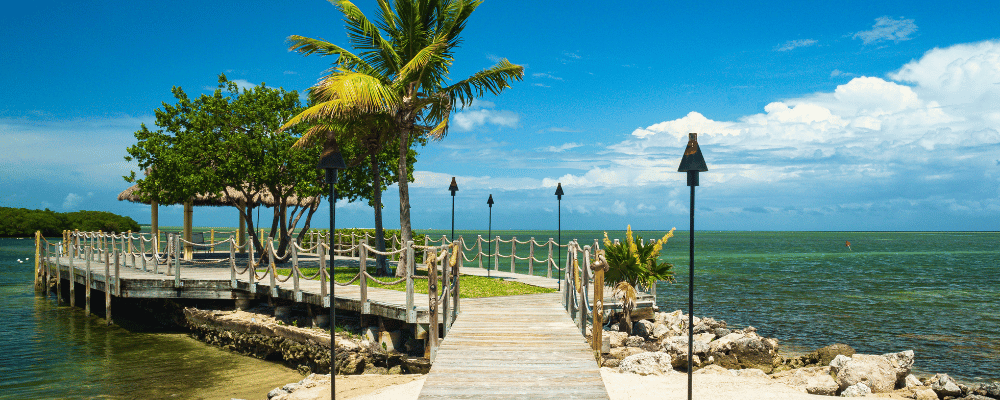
[554,183,564,288]
[318,147,346,399]
[449,177,458,242]
[486,194,494,277]
[677,133,708,400]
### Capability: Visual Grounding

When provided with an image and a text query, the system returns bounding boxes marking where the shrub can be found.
[603,225,676,333]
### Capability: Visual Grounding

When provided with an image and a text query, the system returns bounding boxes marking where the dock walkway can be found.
[418,292,610,399]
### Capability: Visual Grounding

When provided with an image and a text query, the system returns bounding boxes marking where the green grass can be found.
[276,266,555,298]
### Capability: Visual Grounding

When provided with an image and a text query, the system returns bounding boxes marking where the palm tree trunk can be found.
[371,153,389,276]
[395,128,413,278]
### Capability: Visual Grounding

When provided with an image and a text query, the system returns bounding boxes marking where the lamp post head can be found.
[449,177,459,196]
[317,148,346,184]
[554,182,564,200]
[677,133,708,186]
[487,194,494,207]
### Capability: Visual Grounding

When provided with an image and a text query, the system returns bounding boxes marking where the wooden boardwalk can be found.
[418,292,610,400]
[45,254,442,324]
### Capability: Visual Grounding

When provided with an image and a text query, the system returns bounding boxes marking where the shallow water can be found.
[423,229,1000,382]
[0,237,302,400]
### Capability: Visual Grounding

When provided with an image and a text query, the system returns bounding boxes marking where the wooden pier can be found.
[418,292,611,399]
[35,230,665,399]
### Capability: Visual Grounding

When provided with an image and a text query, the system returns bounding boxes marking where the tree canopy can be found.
[284,0,524,276]
[124,75,324,259]
[0,207,140,237]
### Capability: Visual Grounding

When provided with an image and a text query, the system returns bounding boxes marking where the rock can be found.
[693,333,716,344]
[619,352,674,376]
[882,350,915,382]
[624,336,645,347]
[714,328,732,337]
[633,320,654,339]
[694,364,731,375]
[734,369,769,379]
[913,387,939,400]
[651,324,671,339]
[606,331,629,348]
[979,382,1000,398]
[962,395,995,400]
[602,357,621,368]
[709,332,746,354]
[281,382,302,393]
[830,354,899,393]
[609,346,646,360]
[267,388,288,399]
[905,374,924,388]
[709,351,740,370]
[841,382,873,397]
[772,366,840,396]
[731,336,780,373]
[929,374,963,398]
[817,344,856,366]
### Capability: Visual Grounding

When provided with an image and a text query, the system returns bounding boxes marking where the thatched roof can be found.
[117,184,320,208]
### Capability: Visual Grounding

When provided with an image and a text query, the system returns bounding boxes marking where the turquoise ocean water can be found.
[1,231,997,399]
[422,229,1000,382]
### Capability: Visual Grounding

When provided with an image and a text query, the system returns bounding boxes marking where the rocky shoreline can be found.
[181,305,430,379]
[593,309,1000,399]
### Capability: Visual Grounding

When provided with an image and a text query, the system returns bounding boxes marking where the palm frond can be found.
[395,34,449,88]
[443,58,524,107]
[335,0,402,74]
[311,71,399,112]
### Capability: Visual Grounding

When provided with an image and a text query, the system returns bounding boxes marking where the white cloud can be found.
[831,69,855,78]
[452,101,520,132]
[853,16,917,45]
[775,39,818,52]
[62,193,81,210]
[546,40,1000,197]
[541,143,583,152]
[532,72,563,81]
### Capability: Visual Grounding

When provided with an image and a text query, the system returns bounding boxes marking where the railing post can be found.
[360,244,368,315]
[477,235,483,269]
[510,237,516,273]
[528,238,535,275]
[547,239,554,278]
[405,241,416,323]
[268,238,277,298]
[443,245,451,336]
[428,248,439,362]
[319,244,328,307]
[454,238,461,318]
[494,236,500,272]
[210,229,215,253]
[593,264,605,353]
[292,241,301,302]
[580,246,590,336]
[174,234,181,289]
[230,237,237,289]
[69,239,75,307]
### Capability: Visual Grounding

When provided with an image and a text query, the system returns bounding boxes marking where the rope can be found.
[363,272,407,286]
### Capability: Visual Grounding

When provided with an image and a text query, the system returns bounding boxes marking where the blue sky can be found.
[2,0,999,231]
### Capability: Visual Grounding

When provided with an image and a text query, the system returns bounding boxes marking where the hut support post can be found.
[150,200,159,253]
[183,201,193,260]
[238,203,246,254]
[405,241,415,323]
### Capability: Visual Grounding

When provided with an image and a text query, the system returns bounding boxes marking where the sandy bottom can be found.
[300,368,849,400]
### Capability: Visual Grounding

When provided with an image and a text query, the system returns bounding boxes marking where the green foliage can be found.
[124,75,324,257]
[602,226,677,291]
[0,207,140,237]
[285,0,525,254]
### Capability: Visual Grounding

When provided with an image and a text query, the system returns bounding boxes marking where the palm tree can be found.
[603,227,677,333]
[282,0,523,277]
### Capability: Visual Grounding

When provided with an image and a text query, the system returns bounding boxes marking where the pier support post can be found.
[105,249,112,325]
[85,245,91,316]
[34,231,41,291]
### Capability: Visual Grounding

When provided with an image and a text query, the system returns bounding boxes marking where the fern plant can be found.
[603,226,676,333]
